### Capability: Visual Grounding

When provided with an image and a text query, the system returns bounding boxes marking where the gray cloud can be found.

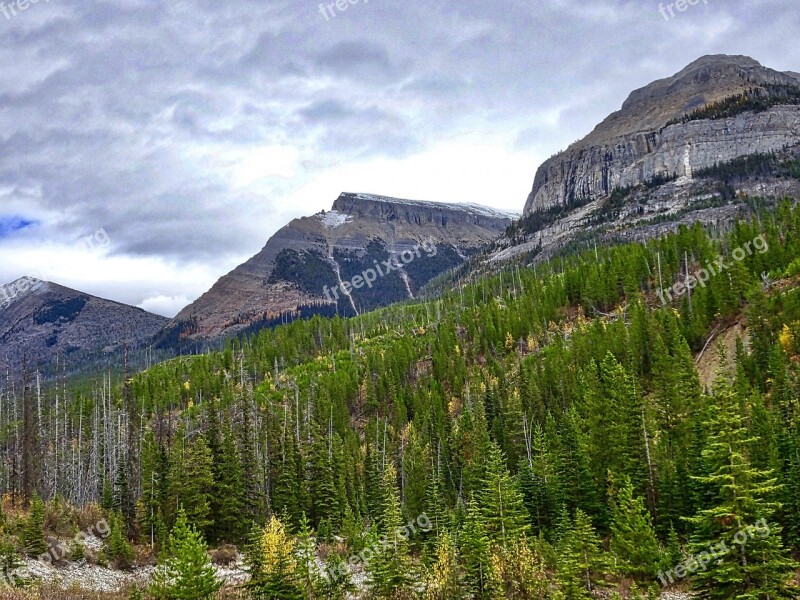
[0,0,798,311]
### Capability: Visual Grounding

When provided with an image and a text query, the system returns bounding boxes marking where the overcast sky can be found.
[0,0,798,317]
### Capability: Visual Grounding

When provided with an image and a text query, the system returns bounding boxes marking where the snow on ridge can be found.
[0,277,49,310]
[317,210,353,229]
[348,193,520,220]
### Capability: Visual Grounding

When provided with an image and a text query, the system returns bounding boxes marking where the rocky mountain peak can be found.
[524,55,800,215]
[332,192,519,224]
[580,54,798,148]
[166,194,515,344]
[0,280,167,375]
[0,276,49,310]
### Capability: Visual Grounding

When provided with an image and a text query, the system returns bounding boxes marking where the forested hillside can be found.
[2,199,800,598]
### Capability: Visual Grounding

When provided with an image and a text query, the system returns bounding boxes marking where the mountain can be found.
[524,55,800,214]
[162,193,517,344]
[497,55,800,263]
[0,277,168,375]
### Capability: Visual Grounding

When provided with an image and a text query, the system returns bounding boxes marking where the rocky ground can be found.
[12,533,249,595]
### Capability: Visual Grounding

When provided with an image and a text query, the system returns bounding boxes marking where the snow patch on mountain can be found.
[349,193,520,220]
[317,210,353,229]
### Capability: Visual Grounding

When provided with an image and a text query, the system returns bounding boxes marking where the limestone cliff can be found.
[524,55,800,214]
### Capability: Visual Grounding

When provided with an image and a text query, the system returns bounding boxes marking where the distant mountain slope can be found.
[524,54,800,214]
[0,278,168,375]
[164,193,517,343]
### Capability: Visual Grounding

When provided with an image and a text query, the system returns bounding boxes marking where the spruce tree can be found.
[149,509,222,600]
[107,511,135,569]
[168,435,215,536]
[366,463,414,599]
[556,509,606,600]
[459,500,499,599]
[684,378,798,599]
[309,422,339,538]
[609,476,660,579]
[295,513,322,600]
[212,419,246,543]
[23,494,47,558]
[478,442,530,548]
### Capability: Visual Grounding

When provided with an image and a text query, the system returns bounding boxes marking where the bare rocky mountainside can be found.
[0,278,167,375]
[494,55,800,263]
[162,193,516,344]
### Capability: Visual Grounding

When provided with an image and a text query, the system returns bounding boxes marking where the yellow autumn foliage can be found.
[779,324,795,354]
[260,515,296,576]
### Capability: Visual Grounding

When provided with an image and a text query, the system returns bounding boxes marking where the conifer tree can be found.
[422,465,449,560]
[295,513,322,600]
[114,462,136,538]
[424,530,463,600]
[684,378,797,599]
[107,511,135,569]
[238,394,264,525]
[23,494,47,558]
[478,442,530,547]
[211,419,246,543]
[492,538,549,600]
[309,422,339,538]
[149,509,222,600]
[460,500,499,599]
[366,463,414,598]
[556,509,606,600]
[609,477,660,579]
[519,421,557,536]
[247,515,303,600]
[168,435,214,536]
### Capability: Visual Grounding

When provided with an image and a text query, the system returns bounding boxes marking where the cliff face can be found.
[166,193,516,343]
[524,55,800,214]
[0,279,167,374]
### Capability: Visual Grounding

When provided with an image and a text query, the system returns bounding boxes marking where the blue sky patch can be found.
[0,216,36,239]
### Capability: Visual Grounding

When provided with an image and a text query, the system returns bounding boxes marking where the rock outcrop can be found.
[524,55,800,214]
[165,193,516,343]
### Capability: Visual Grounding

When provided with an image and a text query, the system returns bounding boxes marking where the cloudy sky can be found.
[0,0,798,317]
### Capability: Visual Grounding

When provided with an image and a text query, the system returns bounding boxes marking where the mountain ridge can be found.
[0,278,168,375]
[163,192,515,344]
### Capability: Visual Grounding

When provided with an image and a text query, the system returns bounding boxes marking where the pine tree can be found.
[424,530,463,599]
[366,463,414,598]
[23,494,47,558]
[247,515,303,600]
[459,500,499,599]
[684,378,798,599]
[556,509,606,600]
[478,442,530,548]
[149,509,222,600]
[609,476,660,579]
